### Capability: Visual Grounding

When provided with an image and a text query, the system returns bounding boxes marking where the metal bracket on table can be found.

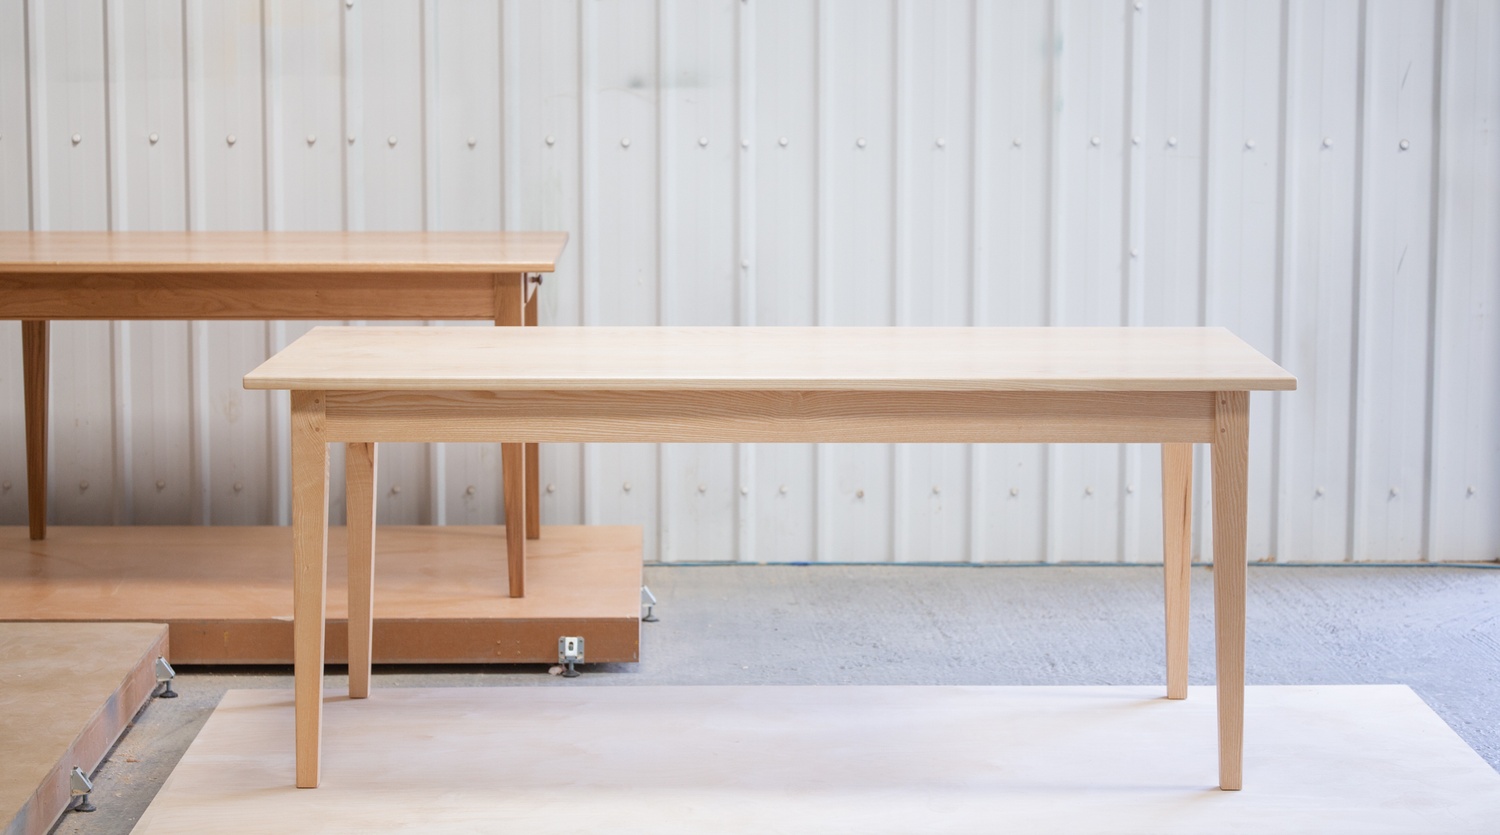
[526,273,543,302]
[641,585,659,623]
[557,636,584,678]
[154,656,178,699]
[69,766,96,813]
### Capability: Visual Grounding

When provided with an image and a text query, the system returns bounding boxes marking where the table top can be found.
[0,231,568,274]
[245,326,1296,393]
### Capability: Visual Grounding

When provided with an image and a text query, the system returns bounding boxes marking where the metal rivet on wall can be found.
[1130,247,1140,258]
[345,0,353,7]
[387,136,398,147]
[1399,139,1410,151]
[1132,134,1141,146]
[1126,485,1135,494]
[741,139,750,149]
[1012,138,1022,148]
[1090,135,1101,147]
[741,259,750,269]
[779,485,788,494]
[1315,486,1325,497]
[545,135,556,146]
[1084,485,1094,496]
[1134,1,1144,10]
[1245,139,1256,149]
[1322,137,1333,148]
[620,137,631,148]
[778,136,788,147]
[1167,136,1178,147]
[348,135,356,144]
[467,136,477,148]
[1468,485,1476,496]
[1,481,10,491]
[156,480,166,490]
[856,137,867,148]
[149,133,159,144]
[698,136,709,147]
[226,134,236,146]
[234,481,244,492]
[546,483,556,493]
[623,481,632,492]
[931,485,941,495]
[935,138,946,148]
[855,489,865,498]
[697,484,708,494]
[1389,487,1399,498]
[72,133,82,145]
[307,134,317,145]
[1010,487,1019,497]
[465,485,476,496]
[391,485,401,495]
[79,480,89,491]
[740,486,749,496]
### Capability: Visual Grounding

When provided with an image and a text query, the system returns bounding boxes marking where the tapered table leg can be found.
[1162,443,1193,700]
[494,275,528,595]
[1211,391,1249,791]
[525,281,542,540]
[345,442,378,700]
[23,321,49,540]
[291,391,330,788]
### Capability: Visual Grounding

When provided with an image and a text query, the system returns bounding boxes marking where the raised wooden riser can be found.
[0,525,641,665]
[0,622,169,835]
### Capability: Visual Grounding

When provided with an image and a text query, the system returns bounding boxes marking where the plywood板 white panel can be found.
[0,0,28,231]
[512,0,584,529]
[750,0,818,564]
[264,0,344,232]
[894,0,974,563]
[1276,0,1362,563]
[1049,0,1128,563]
[1429,0,1500,563]
[585,0,662,560]
[817,0,896,564]
[1202,0,1283,565]
[658,0,739,562]
[973,0,1051,563]
[1351,0,1440,561]
[0,0,1495,564]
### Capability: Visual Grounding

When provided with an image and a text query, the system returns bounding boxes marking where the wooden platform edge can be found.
[4,626,168,835]
[166,617,640,665]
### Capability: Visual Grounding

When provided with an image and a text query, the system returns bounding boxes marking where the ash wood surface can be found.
[291,391,331,788]
[249,324,1293,790]
[1161,443,1193,701]
[1,622,168,835]
[21,322,46,541]
[344,443,378,701]
[0,525,641,663]
[0,231,568,273]
[244,326,1297,392]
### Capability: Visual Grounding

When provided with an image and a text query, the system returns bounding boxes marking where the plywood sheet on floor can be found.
[1,623,168,835]
[132,684,1500,834]
[0,526,641,664]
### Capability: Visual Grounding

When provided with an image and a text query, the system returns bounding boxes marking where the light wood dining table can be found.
[245,324,1296,791]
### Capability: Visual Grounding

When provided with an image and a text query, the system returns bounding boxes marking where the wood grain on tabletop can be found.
[244,326,1298,392]
[0,231,569,273]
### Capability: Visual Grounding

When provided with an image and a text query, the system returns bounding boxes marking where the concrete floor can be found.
[52,563,1500,834]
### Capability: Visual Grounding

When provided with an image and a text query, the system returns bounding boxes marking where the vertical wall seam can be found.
[654,0,670,559]
[968,0,987,562]
[1272,0,1297,561]
[1419,0,1445,562]
[1043,0,1063,563]
[814,0,830,561]
[1350,0,1374,563]
[736,0,756,562]
[891,0,908,563]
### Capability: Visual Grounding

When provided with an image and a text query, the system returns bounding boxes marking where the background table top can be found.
[245,326,1297,393]
[0,232,568,274]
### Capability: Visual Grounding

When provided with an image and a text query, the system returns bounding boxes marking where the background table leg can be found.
[345,442,378,700]
[525,284,541,541]
[291,391,330,789]
[1211,391,1249,791]
[502,442,526,598]
[22,320,48,541]
[1162,443,1193,700]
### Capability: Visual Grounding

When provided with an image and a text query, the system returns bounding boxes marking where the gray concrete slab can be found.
[49,564,1500,834]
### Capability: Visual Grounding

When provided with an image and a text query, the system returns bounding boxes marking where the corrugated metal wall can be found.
[0,0,1495,563]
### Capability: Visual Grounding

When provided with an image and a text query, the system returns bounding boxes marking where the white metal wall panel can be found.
[0,0,1495,564]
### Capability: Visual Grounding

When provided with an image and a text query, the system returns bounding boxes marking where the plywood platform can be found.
[0,526,641,664]
[1,622,169,835]
[133,684,1500,834]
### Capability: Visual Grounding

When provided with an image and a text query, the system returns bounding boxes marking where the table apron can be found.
[321,389,1219,444]
[0,273,521,320]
